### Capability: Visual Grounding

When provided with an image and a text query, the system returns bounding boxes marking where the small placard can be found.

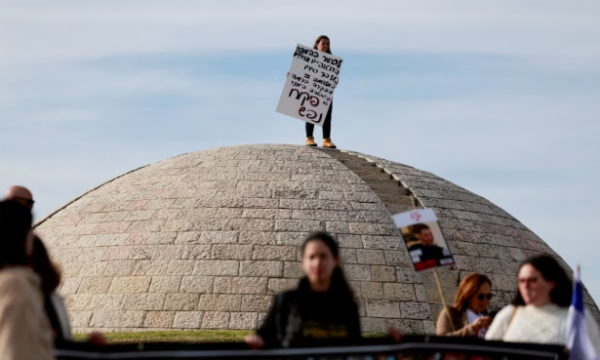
[392,209,455,272]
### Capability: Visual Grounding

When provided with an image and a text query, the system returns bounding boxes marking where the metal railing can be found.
[55,336,568,360]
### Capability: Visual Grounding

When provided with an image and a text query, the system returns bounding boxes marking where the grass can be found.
[73,330,387,344]
[73,330,253,343]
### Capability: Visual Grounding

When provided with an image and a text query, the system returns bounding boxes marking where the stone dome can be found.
[35,144,599,333]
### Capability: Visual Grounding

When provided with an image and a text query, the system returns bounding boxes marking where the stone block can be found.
[242,209,292,219]
[200,231,239,244]
[180,245,212,260]
[90,310,145,328]
[128,220,164,233]
[79,277,113,294]
[123,294,166,310]
[349,222,381,235]
[283,261,304,278]
[201,312,230,329]
[336,234,363,248]
[395,266,421,283]
[243,198,280,209]
[356,250,386,265]
[383,251,411,266]
[129,246,154,260]
[423,320,436,334]
[166,260,195,275]
[365,300,401,318]
[215,208,243,218]
[239,231,277,245]
[69,311,93,328]
[267,278,298,294]
[339,248,357,264]
[212,245,253,260]
[229,312,258,330]
[213,277,268,295]
[144,311,175,328]
[400,302,432,319]
[149,276,182,293]
[174,232,202,245]
[253,246,297,261]
[241,295,272,312]
[344,264,371,281]
[173,311,203,329]
[192,260,239,276]
[275,220,323,232]
[360,317,387,333]
[180,276,214,294]
[276,232,309,246]
[383,283,416,301]
[103,261,135,277]
[326,221,350,233]
[152,245,184,260]
[126,232,177,245]
[225,219,274,231]
[362,236,403,250]
[198,294,242,311]
[387,319,425,334]
[65,294,93,311]
[360,282,384,299]
[104,246,134,260]
[79,262,108,277]
[60,278,82,295]
[90,294,124,310]
[164,294,199,311]
[415,284,427,302]
[61,262,85,278]
[240,261,283,277]
[371,266,396,282]
[109,277,151,293]
[133,260,170,276]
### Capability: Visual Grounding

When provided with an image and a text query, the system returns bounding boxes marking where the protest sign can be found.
[276,44,343,126]
[392,209,455,272]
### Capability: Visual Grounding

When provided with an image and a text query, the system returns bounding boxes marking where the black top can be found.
[257,278,361,348]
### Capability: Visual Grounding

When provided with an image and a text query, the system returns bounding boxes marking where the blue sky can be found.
[1,0,600,300]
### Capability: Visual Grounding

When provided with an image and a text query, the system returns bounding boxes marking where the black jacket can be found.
[257,278,361,348]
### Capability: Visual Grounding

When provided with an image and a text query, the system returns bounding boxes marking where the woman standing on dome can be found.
[486,255,600,353]
[245,232,360,348]
[436,273,493,338]
[305,35,337,149]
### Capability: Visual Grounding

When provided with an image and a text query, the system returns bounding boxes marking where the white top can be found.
[466,309,486,339]
[486,304,600,355]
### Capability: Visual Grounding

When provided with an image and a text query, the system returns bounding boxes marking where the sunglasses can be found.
[478,293,493,301]
[14,196,35,207]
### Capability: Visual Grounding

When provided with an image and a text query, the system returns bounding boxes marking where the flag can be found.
[566,267,598,360]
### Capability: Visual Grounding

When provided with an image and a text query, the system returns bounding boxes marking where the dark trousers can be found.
[306,102,332,139]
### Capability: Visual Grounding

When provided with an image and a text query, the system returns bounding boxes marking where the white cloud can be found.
[1,0,600,71]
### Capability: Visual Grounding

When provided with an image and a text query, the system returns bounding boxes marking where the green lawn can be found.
[74,330,386,343]
[74,330,253,343]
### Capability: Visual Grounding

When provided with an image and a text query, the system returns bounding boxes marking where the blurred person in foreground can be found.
[437,273,493,338]
[485,254,600,353]
[0,200,54,360]
[245,232,361,348]
[5,185,35,210]
[5,185,105,344]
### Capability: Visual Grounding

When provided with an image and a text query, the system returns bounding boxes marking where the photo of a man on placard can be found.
[392,209,455,272]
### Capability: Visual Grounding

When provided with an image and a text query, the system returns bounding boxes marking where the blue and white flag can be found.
[566,267,598,360]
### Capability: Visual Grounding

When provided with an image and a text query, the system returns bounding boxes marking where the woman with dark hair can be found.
[486,255,600,351]
[305,35,337,149]
[245,232,360,348]
[437,273,493,337]
[0,200,53,360]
